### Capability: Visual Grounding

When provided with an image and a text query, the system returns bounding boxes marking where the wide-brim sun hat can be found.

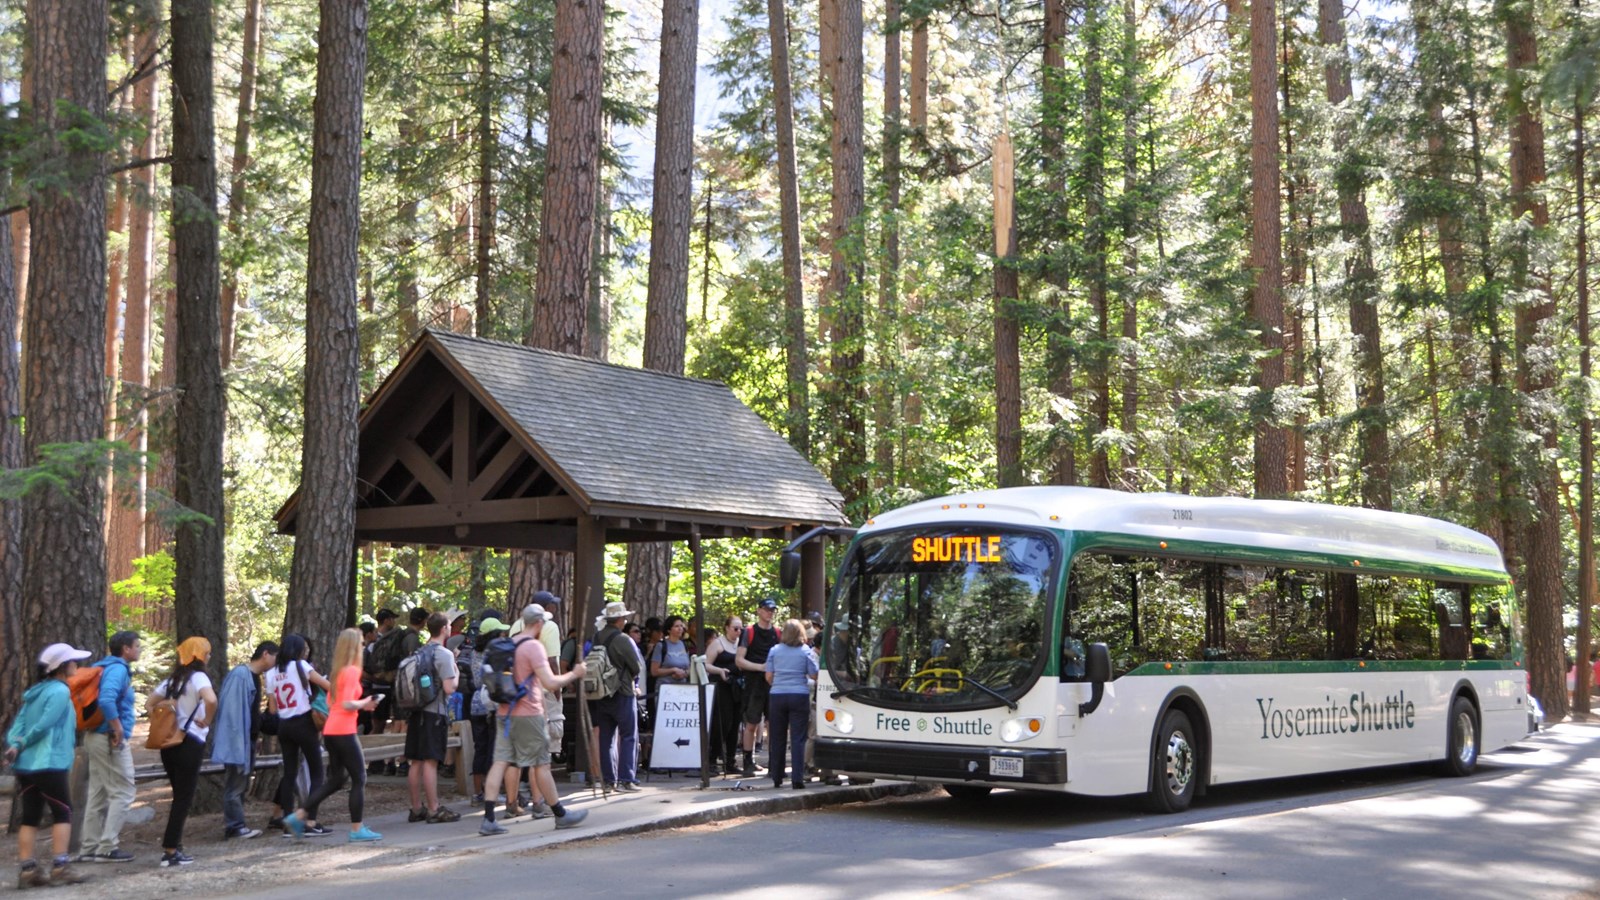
[601,601,635,620]
[38,643,92,673]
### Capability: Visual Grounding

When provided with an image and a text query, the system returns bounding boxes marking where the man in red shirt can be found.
[479,604,589,835]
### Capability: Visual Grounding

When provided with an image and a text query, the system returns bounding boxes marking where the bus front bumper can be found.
[814,737,1067,785]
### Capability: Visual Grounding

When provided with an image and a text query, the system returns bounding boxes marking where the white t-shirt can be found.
[264,660,318,719]
[152,671,213,743]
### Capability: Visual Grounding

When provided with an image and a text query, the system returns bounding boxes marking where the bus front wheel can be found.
[1146,709,1198,813]
[1440,696,1479,777]
[944,784,993,803]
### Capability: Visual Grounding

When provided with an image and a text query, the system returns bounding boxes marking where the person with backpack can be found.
[284,628,383,843]
[149,637,220,867]
[463,616,507,802]
[402,612,460,824]
[478,604,589,835]
[6,643,93,888]
[212,641,278,841]
[77,630,141,864]
[586,601,643,793]
[265,634,333,837]
[735,598,783,777]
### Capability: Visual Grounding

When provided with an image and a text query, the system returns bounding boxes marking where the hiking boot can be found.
[478,820,508,837]
[17,864,48,890]
[552,808,589,830]
[48,864,87,886]
[428,805,461,824]
[407,808,428,823]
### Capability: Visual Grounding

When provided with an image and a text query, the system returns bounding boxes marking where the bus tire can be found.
[1440,695,1479,777]
[1147,709,1198,813]
[944,784,993,803]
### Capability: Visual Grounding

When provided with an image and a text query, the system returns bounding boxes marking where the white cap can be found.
[38,643,91,673]
[522,604,548,625]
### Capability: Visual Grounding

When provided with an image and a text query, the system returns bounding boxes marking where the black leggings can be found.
[15,769,70,828]
[275,712,325,812]
[160,737,205,849]
[303,733,366,823]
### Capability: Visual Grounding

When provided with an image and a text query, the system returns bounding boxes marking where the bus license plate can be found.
[989,757,1023,778]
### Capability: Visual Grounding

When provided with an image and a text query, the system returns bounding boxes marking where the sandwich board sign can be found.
[650,682,714,769]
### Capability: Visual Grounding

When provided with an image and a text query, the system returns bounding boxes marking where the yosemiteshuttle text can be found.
[1256,691,1418,740]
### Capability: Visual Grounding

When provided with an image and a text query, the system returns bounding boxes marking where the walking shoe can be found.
[741,763,755,778]
[99,849,135,862]
[396,762,411,776]
[618,781,642,793]
[304,824,334,837]
[527,801,553,820]
[384,762,398,777]
[552,808,589,830]
[367,761,385,776]
[407,807,428,823]
[348,826,384,843]
[225,826,262,840]
[792,781,807,790]
[723,764,740,776]
[471,793,484,804]
[17,864,48,890]
[478,820,508,837]
[502,803,525,819]
[282,812,306,839]
[266,816,285,832]
[428,805,461,823]
[48,864,87,886]
[157,851,194,868]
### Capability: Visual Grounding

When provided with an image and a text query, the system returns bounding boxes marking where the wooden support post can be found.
[573,516,606,786]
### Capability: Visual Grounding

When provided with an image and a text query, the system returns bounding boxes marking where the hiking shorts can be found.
[405,711,450,763]
[493,714,550,768]
[741,675,771,725]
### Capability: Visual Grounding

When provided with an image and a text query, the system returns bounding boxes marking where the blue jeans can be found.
[590,692,638,785]
[222,764,250,833]
[768,692,809,786]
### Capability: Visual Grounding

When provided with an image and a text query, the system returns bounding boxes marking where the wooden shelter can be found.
[274,329,848,625]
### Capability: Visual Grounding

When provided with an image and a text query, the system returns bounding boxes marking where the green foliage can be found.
[111,552,175,619]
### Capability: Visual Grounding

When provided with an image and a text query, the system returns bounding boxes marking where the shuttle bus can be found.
[799,487,1531,811]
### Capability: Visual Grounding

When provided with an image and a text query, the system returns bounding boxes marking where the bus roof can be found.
[860,487,1509,584]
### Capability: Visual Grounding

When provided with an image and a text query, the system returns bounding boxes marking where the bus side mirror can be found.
[1079,643,1111,716]
[779,549,802,590]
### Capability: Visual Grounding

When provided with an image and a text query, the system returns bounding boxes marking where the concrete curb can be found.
[515,781,935,852]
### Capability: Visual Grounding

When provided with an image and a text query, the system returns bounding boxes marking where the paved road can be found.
[240,723,1600,899]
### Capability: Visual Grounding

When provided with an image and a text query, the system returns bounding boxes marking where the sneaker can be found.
[792,781,806,789]
[282,812,306,840]
[428,805,461,824]
[471,793,484,804]
[552,808,589,830]
[17,865,48,890]
[158,851,193,868]
[407,808,428,823]
[100,849,135,863]
[48,865,86,886]
[478,820,508,837]
[618,782,642,793]
[741,763,755,778]
[348,826,384,843]
[527,801,553,820]
[304,824,334,837]
[266,816,285,832]
[225,827,262,840]
[75,853,101,864]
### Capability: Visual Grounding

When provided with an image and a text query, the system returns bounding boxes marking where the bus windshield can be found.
[827,527,1059,709]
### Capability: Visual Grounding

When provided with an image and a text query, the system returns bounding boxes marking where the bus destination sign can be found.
[912,535,1003,564]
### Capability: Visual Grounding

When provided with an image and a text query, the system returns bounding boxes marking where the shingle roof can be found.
[426,329,846,528]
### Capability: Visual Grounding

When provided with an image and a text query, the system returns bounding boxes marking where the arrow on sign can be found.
[674,738,690,748]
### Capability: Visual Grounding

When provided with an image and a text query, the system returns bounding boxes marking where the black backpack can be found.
[364,627,407,678]
[483,636,534,706]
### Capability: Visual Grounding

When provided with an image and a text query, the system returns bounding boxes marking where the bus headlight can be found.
[824,708,854,734]
[1000,717,1043,743]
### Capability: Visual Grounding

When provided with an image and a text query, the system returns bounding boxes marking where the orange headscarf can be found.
[177,636,212,666]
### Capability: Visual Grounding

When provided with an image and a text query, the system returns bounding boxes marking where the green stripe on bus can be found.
[1066,532,1509,584]
[1123,659,1521,676]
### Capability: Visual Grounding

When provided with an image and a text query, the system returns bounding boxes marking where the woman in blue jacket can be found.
[4,643,92,889]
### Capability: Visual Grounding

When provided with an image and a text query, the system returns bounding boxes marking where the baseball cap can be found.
[757,597,779,610]
[532,590,562,606]
[807,610,824,625]
[522,604,549,625]
[375,608,398,623]
[38,643,91,673]
[478,617,508,635]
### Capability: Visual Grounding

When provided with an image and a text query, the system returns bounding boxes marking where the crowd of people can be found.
[2,592,829,886]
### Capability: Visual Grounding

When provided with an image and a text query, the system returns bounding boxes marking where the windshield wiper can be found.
[830,686,879,702]
[964,676,1018,711]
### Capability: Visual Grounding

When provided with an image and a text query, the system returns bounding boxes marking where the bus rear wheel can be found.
[1146,709,1198,813]
[1440,695,1479,777]
[944,784,993,803]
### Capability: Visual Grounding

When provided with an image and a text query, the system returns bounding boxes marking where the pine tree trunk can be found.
[0,173,25,733]
[23,0,111,657]
[221,0,263,369]
[826,0,867,506]
[1084,0,1110,489]
[1118,0,1138,490]
[994,134,1022,487]
[529,0,604,354]
[767,0,809,454]
[1500,0,1565,719]
[909,18,928,132]
[587,117,613,360]
[476,0,495,337]
[629,0,698,626]
[286,0,367,648]
[1043,0,1075,485]
[171,0,230,675]
[108,15,160,617]
[875,0,902,489]
[1248,0,1288,499]
[1319,0,1390,511]
[1575,60,1592,714]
